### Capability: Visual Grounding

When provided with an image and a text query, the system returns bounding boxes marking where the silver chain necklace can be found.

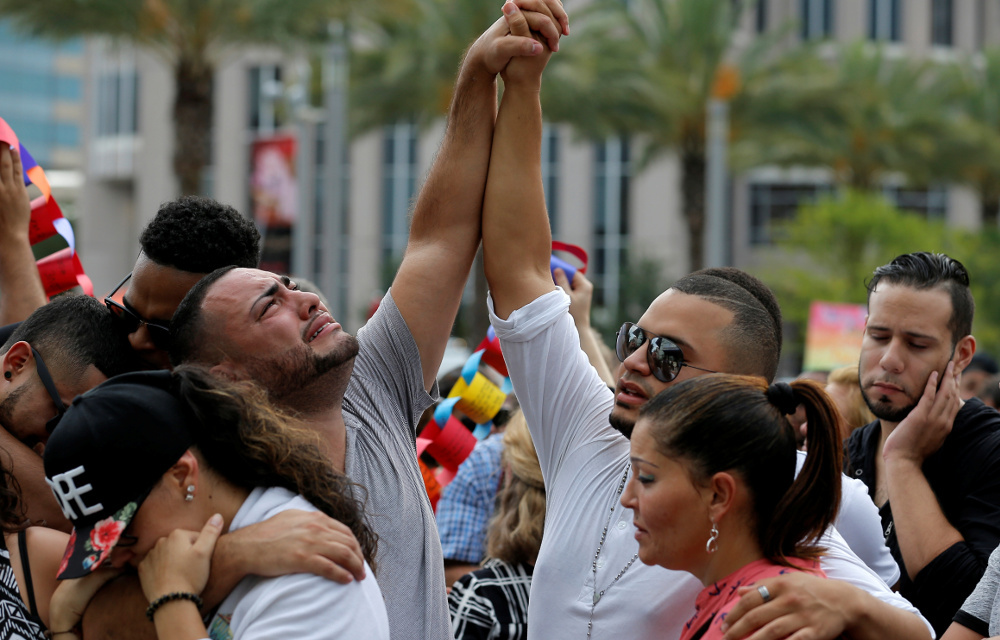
[586,463,639,640]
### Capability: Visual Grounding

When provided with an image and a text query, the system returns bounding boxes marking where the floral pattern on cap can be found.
[60,500,139,578]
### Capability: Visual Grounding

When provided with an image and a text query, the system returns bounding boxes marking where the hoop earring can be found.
[185,484,196,502]
[706,522,719,554]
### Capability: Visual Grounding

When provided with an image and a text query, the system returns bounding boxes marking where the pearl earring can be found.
[185,484,195,502]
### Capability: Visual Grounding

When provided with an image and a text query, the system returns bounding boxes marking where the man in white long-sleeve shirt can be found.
[480,4,932,639]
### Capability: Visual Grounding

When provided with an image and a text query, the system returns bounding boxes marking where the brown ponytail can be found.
[765,379,842,562]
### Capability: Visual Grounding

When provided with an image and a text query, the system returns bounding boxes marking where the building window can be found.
[749,183,831,245]
[882,185,948,218]
[0,24,84,166]
[248,65,285,134]
[96,69,139,137]
[801,0,834,40]
[931,0,953,46]
[593,137,630,309]
[542,124,560,234]
[869,0,902,42]
[382,121,418,271]
[756,0,768,33]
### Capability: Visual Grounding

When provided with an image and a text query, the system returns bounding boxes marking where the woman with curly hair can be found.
[621,374,844,640]
[45,367,387,640]
[449,410,544,640]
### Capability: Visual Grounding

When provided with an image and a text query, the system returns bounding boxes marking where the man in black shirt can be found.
[846,252,1000,636]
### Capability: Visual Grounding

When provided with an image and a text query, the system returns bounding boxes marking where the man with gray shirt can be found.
[165,4,569,638]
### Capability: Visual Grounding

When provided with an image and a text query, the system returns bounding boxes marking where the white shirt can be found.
[797,451,901,587]
[207,487,390,640]
[490,289,931,640]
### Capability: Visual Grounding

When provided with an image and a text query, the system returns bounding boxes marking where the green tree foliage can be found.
[734,42,963,190]
[541,0,770,271]
[951,228,1000,354]
[349,0,498,134]
[757,190,1000,362]
[0,0,347,195]
[945,47,1000,225]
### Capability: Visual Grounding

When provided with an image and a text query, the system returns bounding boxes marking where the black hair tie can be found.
[766,382,798,415]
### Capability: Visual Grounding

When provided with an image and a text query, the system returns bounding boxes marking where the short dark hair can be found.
[2,295,136,378]
[866,252,974,345]
[670,272,781,382]
[695,267,783,348]
[169,266,238,367]
[140,196,260,273]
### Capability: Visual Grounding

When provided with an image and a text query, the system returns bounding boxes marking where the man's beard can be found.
[242,335,360,405]
[860,384,916,424]
[0,385,30,445]
[609,410,635,440]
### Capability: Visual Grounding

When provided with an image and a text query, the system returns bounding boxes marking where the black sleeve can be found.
[952,609,990,637]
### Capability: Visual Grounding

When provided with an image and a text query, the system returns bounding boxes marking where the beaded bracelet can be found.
[145,591,204,622]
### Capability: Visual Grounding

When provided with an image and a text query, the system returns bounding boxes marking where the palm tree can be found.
[349,0,499,134]
[733,41,964,191]
[0,0,348,195]
[540,0,774,271]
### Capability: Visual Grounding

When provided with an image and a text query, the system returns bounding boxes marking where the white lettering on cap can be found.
[46,465,103,521]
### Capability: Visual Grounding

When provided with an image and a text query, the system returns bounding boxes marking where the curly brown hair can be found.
[173,365,378,571]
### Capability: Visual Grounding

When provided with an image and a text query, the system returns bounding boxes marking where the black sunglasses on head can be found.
[615,322,717,383]
[32,347,67,435]
[104,273,172,350]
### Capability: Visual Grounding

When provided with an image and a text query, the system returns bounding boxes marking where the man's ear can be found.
[2,341,33,383]
[954,335,976,374]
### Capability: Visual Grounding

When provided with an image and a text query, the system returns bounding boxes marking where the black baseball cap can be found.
[43,370,196,579]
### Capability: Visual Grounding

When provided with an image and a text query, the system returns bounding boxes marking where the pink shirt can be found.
[680,557,825,640]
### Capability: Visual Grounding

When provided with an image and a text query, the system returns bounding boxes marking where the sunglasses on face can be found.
[104,273,172,350]
[615,322,717,383]
[32,347,67,435]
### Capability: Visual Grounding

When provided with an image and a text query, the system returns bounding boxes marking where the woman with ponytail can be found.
[620,374,843,640]
[44,367,388,640]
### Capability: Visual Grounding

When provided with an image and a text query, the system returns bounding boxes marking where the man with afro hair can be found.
[106,195,261,369]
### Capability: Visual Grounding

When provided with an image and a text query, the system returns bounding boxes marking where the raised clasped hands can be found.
[467,0,568,80]
[883,361,961,466]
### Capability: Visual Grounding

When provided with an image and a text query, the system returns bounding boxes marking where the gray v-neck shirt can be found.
[343,292,449,640]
